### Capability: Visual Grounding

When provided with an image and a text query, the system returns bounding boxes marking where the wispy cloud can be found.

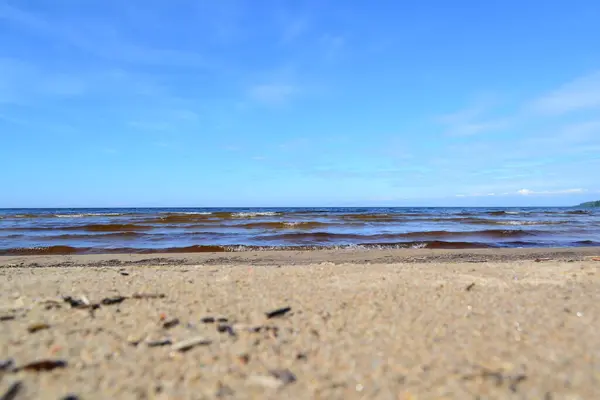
[279,16,310,44]
[528,70,600,115]
[517,188,586,196]
[248,83,299,105]
[436,101,508,136]
[0,57,87,104]
[0,2,216,69]
[457,188,586,198]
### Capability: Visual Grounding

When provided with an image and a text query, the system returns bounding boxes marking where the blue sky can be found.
[1,0,600,207]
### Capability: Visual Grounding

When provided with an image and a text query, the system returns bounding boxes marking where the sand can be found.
[1,248,600,399]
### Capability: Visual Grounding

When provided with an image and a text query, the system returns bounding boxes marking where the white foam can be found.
[160,212,212,215]
[232,212,279,218]
[55,213,124,218]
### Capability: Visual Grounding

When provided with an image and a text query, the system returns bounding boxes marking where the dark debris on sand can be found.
[265,307,292,319]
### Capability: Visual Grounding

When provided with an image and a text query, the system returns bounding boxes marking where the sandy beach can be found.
[2,248,600,399]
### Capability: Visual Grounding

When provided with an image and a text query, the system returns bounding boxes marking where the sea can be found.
[0,207,598,255]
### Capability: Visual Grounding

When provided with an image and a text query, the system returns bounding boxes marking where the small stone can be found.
[270,369,297,385]
[217,324,236,337]
[63,296,99,310]
[0,381,22,400]
[126,335,145,346]
[0,315,15,321]
[265,306,292,319]
[132,293,166,299]
[19,359,67,372]
[27,323,50,333]
[201,317,216,324]
[101,296,127,305]
[238,354,250,365]
[146,339,172,347]
[163,318,180,329]
[247,375,283,389]
[171,336,212,353]
[0,359,15,371]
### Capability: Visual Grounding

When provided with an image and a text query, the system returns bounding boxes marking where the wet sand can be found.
[1,248,600,399]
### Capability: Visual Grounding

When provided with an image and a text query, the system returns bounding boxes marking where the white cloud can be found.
[248,83,298,105]
[529,71,600,115]
[517,188,585,196]
[457,188,587,198]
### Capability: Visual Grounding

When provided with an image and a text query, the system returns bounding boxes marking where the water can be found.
[0,207,598,255]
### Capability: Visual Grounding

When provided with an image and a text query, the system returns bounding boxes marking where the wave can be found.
[145,211,280,223]
[10,214,47,219]
[339,214,402,221]
[55,213,126,218]
[52,232,146,239]
[2,238,599,255]
[487,211,522,216]
[424,217,569,226]
[237,221,329,229]
[0,245,84,255]
[7,212,130,219]
[565,210,591,215]
[149,214,215,223]
[70,224,154,232]
[230,212,279,218]
[159,212,212,215]
[255,229,542,242]
[0,241,495,255]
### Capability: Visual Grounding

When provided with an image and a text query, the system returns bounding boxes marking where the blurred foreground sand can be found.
[1,248,600,399]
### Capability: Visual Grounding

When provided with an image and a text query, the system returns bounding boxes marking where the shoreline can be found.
[2,246,600,268]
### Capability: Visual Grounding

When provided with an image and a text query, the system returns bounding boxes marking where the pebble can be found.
[163,318,180,329]
[265,306,292,319]
[171,336,212,352]
[0,381,22,400]
[19,359,67,372]
[270,369,297,385]
[63,296,99,310]
[101,296,127,305]
[132,293,166,299]
[216,324,236,337]
[0,359,15,372]
[146,339,173,347]
[27,323,50,333]
[61,395,81,400]
[247,375,283,389]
